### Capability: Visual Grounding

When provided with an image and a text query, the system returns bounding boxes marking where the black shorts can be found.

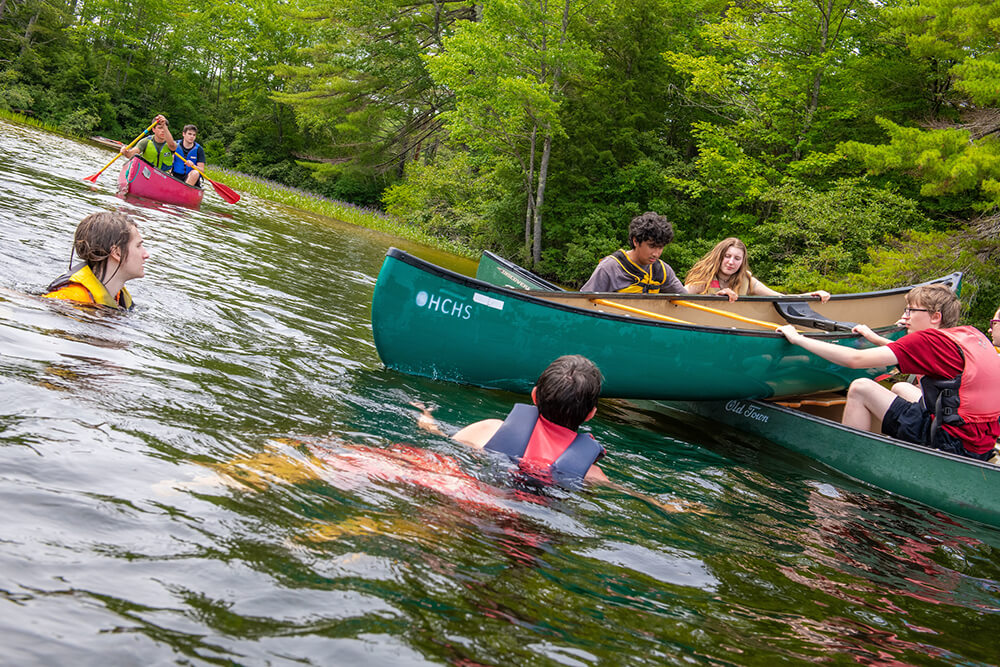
[881,396,930,445]
[882,396,993,461]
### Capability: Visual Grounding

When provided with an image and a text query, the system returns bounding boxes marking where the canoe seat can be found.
[773,394,847,408]
[774,301,856,332]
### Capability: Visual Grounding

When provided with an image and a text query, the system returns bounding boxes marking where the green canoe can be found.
[472,251,997,527]
[661,397,1000,529]
[371,248,940,400]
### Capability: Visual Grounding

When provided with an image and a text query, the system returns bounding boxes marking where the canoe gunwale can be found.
[391,248,904,340]
[759,399,998,472]
[663,397,1000,528]
[480,250,565,291]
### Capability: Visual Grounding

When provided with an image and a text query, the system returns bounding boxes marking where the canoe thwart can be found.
[774,301,856,332]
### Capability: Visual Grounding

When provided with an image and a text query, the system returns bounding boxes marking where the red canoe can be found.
[118,157,204,208]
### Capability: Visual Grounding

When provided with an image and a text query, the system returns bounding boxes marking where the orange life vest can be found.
[921,326,1000,427]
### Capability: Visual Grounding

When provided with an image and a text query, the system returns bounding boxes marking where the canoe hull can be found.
[663,398,1000,528]
[117,157,204,208]
[372,249,895,400]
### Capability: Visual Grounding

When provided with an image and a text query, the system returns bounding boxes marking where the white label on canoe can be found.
[415,290,472,320]
[725,400,770,423]
[141,166,151,179]
[473,293,504,311]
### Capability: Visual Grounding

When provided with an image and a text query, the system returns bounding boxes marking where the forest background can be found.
[2,0,999,322]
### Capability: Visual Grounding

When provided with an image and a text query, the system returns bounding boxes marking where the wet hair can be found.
[906,284,960,328]
[183,124,197,134]
[535,355,603,430]
[684,237,751,294]
[72,211,138,282]
[628,211,674,248]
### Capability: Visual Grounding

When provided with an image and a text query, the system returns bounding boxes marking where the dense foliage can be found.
[2,0,998,322]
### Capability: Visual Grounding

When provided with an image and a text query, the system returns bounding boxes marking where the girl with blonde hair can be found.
[684,237,830,302]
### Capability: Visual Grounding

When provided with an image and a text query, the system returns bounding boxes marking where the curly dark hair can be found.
[535,355,604,430]
[628,211,674,247]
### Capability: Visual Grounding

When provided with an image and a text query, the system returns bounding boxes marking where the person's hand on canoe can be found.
[716,287,738,302]
[806,289,831,302]
[776,324,803,343]
[852,323,892,347]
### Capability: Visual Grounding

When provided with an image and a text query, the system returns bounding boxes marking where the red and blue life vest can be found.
[484,403,605,487]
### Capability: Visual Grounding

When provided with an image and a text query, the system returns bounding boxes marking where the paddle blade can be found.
[210,179,241,204]
[82,172,99,183]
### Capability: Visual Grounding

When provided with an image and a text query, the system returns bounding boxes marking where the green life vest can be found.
[140,138,174,171]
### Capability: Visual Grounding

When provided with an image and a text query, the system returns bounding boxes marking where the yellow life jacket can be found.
[44,262,133,310]
[610,250,670,294]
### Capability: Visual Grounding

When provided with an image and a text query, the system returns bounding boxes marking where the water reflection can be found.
[1,119,999,665]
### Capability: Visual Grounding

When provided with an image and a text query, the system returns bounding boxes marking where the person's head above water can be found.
[533,355,604,431]
[72,211,147,284]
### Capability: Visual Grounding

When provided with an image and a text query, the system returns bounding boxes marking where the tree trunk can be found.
[274,102,284,143]
[533,133,552,266]
[20,8,41,58]
[524,125,537,253]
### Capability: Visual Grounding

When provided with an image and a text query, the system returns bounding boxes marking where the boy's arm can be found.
[451,420,502,449]
[777,325,899,369]
[580,261,611,292]
[852,324,893,347]
[587,467,706,514]
[412,402,500,449]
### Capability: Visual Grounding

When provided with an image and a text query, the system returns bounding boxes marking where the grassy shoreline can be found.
[0,109,473,258]
[208,167,473,257]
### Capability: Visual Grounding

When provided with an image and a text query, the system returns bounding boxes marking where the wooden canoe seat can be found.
[772,394,847,408]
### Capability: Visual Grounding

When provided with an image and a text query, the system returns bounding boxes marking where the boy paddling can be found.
[777,284,1000,461]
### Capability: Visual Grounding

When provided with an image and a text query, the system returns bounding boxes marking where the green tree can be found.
[427,0,598,265]
[273,0,475,173]
[839,0,1000,210]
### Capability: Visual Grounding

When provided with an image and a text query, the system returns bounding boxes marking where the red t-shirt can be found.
[888,329,1000,453]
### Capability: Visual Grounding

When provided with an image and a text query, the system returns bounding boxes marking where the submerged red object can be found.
[117,157,204,208]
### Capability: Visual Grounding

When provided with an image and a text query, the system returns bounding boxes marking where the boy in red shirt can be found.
[778,284,1000,461]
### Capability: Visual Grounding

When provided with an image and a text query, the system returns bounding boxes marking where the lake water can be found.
[1,120,998,665]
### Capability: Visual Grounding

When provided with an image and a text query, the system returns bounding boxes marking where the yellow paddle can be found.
[672,299,790,330]
[83,120,157,183]
[590,298,692,324]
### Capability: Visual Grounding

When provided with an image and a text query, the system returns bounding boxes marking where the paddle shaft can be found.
[672,299,792,330]
[591,298,692,325]
[172,149,240,204]
[83,121,157,182]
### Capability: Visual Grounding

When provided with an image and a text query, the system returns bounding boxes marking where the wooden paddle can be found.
[83,120,157,183]
[172,150,241,204]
